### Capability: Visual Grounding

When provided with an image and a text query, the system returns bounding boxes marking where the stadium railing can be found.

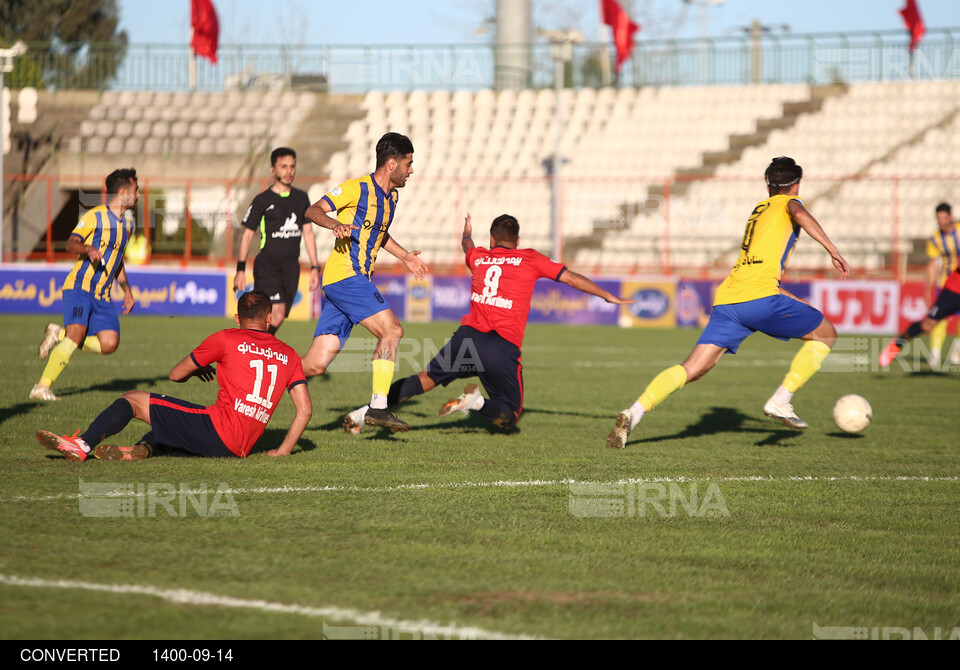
[6,28,960,93]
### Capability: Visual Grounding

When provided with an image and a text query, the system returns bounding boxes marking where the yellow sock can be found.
[781,340,832,393]
[637,364,688,412]
[82,336,102,354]
[370,359,395,409]
[39,338,78,387]
[930,319,947,359]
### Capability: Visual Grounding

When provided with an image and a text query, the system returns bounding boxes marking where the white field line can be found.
[0,574,539,640]
[2,475,957,504]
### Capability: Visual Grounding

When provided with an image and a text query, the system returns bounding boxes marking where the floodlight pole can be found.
[0,42,28,264]
[546,30,581,262]
[552,46,565,262]
[1,63,6,264]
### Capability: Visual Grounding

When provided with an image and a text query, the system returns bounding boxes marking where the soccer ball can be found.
[832,395,872,433]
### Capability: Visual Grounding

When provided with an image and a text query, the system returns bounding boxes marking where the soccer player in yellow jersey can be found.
[30,169,139,402]
[879,202,959,368]
[607,157,851,448]
[302,132,427,431]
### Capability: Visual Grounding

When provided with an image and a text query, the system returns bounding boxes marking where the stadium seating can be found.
[55,80,960,274]
[70,90,317,157]
[323,83,813,269]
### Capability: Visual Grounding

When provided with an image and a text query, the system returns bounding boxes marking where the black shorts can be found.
[426,326,524,415]
[929,287,960,321]
[254,254,300,314]
[147,394,237,458]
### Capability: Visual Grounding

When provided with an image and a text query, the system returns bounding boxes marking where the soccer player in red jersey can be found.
[879,266,960,367]
[37,291,312,461]
[342,213,633,432]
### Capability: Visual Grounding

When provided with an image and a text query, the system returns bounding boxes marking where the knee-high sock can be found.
[637,364,688,412]
[370,359,395,409]
[82,336,102,353]
[39,338,78,388]
[930,319,947,358]
[781,340,832,393]
[387,375,424,407]
[81,398,135,448]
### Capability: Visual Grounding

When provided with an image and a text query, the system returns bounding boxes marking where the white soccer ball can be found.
[833,394,872,433]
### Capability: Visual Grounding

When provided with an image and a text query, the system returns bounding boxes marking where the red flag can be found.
[899,0,925,53]
[601,0,641,73]
[191,0,220,64]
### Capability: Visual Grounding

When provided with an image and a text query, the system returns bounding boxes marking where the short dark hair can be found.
[271,147,296,166]
[936,202,952,215]
[375,132,414,169]
[105,168,137,194]
[490,214,520,243]
[765,156,803,193]
[238,290,271,321]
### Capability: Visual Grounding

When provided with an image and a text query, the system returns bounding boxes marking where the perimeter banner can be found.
[529,279,621,325]
[0,265,227,317]
[232,270,313,321]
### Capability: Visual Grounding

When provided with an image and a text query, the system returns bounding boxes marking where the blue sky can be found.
[119,0,958,46]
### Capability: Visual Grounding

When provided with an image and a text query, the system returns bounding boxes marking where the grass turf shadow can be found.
[627,406,801,447]
[247,428,320,455]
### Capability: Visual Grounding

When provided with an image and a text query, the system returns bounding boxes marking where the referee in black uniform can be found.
[234,147,321,335]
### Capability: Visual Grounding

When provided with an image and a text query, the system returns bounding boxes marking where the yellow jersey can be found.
[926,226,959,288]
[714,195,802,306]
[319,174,398,287]
[62,205,135,301]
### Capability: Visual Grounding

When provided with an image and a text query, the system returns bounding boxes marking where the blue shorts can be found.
[62,289,119,335]
[697,294,824,354]
[314,274,390,343]
[146,394,237,458]
[426,326,524,416]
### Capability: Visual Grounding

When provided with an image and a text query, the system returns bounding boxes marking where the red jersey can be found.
[190,328,307,457]
[461,246,566,349]
[944,268,960,294]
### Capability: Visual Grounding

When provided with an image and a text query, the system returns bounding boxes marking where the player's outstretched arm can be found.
[383,235,429,279]
[169,354,216,383]
[788,199,850,278]
[461,213,475,254]
[558,270,634,304]
[267,383,312,457]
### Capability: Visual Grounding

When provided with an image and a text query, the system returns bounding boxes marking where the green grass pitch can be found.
[1,314,958,639]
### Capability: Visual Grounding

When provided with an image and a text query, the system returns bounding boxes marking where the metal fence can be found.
[6,171,956,282]
[8,27,960,93]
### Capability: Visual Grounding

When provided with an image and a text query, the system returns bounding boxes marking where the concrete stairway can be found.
[563,84,850,260]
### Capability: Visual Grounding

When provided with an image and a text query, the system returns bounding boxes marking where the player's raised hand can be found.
[332,223,360,239]
[403,250,429,279]
[462,213,472,237]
